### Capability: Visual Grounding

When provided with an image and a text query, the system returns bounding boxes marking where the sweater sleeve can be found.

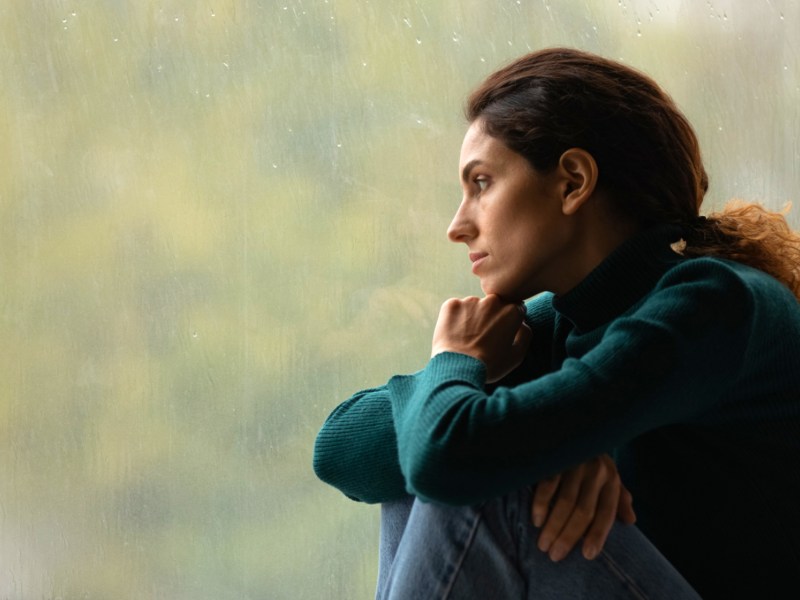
[312,293,557,503]
[388,261,754,505]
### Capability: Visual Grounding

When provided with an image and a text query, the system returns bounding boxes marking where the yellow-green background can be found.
[0,1,797,598]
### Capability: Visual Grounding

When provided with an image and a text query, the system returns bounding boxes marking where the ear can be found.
[556,148,599,216]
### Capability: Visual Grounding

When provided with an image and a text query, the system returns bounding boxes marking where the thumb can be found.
[511,322,532,358]
[616,485,637,524]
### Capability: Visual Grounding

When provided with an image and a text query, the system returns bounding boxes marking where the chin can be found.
[480,271,540,300]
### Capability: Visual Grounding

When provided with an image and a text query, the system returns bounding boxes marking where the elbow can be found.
[312,440,363,502]
[312,436,335,487]
[313,428,350,492]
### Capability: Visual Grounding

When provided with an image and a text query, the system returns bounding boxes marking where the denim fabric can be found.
[377,489,701,600]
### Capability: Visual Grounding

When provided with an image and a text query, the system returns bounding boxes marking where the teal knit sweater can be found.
[314,225,800,597]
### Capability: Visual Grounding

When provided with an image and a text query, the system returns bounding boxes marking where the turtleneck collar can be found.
[551,224,686,333]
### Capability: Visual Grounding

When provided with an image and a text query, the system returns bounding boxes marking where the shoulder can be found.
[658,255,795,302]
[649,256,799,329]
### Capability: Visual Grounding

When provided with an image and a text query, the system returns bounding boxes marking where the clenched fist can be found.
[431,294,532,383]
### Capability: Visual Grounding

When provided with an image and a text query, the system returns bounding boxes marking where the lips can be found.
[469,252,488,263]
[469,252,488,274]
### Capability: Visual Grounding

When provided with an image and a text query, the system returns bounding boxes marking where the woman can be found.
[313,48,800,599]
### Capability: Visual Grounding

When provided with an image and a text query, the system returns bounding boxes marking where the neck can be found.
[552,201,641,296]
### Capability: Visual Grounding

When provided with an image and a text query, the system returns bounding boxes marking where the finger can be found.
[546,466,609,562]
[537,468,582,555]
[616,485,637,524]
[581,478,620,560]
[479,293,506,312]
[532,474,561,528]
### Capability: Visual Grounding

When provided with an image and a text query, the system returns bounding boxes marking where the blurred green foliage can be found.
[0,1,797,598]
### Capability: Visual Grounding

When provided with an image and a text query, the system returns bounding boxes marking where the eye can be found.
[474,176,489,193]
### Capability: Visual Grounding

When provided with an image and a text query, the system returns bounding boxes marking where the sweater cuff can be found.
[387,351,487,410]
[426,351,488,384]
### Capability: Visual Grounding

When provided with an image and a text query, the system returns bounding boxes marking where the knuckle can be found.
[463,296,480,307]
[572,505,595,521]
[442,298,460,310]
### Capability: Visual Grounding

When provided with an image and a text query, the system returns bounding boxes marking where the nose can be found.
[447,198,476,243]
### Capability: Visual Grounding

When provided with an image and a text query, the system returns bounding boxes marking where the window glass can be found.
[0,1,796,597]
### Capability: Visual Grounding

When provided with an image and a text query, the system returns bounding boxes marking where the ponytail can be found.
[683,201,800,300]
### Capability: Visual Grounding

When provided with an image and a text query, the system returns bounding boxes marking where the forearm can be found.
[389,352,587,504]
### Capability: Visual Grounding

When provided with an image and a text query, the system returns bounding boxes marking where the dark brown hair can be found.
[466,48,800,298]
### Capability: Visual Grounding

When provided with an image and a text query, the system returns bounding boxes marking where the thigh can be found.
[380,488,701,600]
[380,494,525,600]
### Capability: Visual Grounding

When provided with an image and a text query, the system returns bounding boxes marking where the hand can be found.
[431,294,532,383]
[531,454,636,562]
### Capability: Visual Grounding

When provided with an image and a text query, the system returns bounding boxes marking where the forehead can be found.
[459,119,514,167]
[458,120,523,172]
[459,120,494,162]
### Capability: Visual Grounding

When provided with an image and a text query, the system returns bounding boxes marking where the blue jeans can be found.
[376,489,701,599]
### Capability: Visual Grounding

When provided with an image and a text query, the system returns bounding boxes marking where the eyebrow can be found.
[461,159,484,184]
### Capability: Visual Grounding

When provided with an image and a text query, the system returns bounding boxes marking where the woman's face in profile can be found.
[449,120,574,300]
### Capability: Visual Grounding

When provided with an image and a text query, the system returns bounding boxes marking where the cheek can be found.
[503,213,544,249]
